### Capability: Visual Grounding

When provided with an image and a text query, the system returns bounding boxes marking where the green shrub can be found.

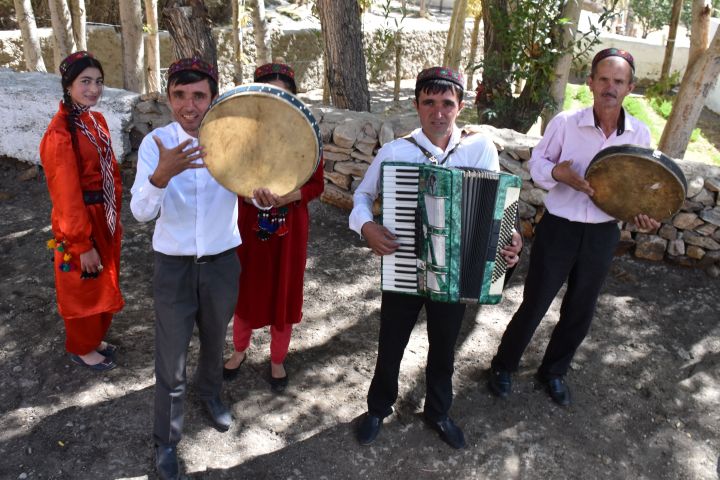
[645,71,681,98]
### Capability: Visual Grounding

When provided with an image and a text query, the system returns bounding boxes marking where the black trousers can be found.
[367,291,466,422]
[152,251,240,446]
[491,213,619,378]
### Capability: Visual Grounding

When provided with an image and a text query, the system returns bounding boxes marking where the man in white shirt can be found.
[350,67,523,449]
[130,58,240,480]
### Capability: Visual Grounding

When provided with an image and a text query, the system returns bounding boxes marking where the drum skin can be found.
[585,145,687,222]
[199,84,322,197]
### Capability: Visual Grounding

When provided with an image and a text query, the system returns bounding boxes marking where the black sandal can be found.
[70,354,117,372]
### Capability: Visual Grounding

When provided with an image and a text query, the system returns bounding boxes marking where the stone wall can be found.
[315,114,720,276]
[131,97,720,275]
[4,66,719,274]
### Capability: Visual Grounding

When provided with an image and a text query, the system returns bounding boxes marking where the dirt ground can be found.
[0,150,718,480]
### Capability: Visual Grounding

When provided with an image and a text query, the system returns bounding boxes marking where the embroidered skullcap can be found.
[254,63,295,81]
[592,48,635,73]
[168,57,218,83]
[59,51,94,77]
[416,66,464,90]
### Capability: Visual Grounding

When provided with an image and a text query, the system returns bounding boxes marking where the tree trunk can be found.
[393,30,402,102]
[144,0,161,92]
[119,0,145,93]
[687,0,712,73]
[231,0,244,84]
[162,0,218,70]
[624,9,634,37]
[322,51,330,104]
[443,0,467,69]
[419,0,427,17]
[480,0,512,97]
[317,0,370,111]
[465,13,481,90]
[659,29,720,158]
[251,0,271,65]
[13,0,46,72]
[48,0,76,72]
[68,0,86,51]
[660,0,683,83]
[541,0,582,132]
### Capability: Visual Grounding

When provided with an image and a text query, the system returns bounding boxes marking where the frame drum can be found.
[199,83,322,197]
[585,145,687,222]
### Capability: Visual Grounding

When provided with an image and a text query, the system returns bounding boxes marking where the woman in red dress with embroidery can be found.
[223,63,324,392]
[39,51,124,371]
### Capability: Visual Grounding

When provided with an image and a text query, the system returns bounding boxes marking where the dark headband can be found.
[254,63,295,82]
[59,51,94,77]
[592,48,635,73]
[416,66,464,90]
[168,57,218,83]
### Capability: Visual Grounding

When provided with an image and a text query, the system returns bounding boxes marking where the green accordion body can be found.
[380,162,522,304]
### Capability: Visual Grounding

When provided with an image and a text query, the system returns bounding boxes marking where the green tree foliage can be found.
[365,0,406,83]
[630,0,671,38]
[475,0,616,133]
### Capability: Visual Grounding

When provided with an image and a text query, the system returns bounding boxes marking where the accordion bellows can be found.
[381,162,521,304]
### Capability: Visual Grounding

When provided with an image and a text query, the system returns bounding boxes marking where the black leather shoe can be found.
[423,415,466,449]
[155,444,180,480]
[223,353,246,381]
[488,368,512,398]
[537,374,571,406]
[356,413,382,445]
[201,396,232,432]
[270,373,289,393]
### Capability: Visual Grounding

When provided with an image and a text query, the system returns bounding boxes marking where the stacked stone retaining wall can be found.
[4,67,718,275]
[128,97,720,276]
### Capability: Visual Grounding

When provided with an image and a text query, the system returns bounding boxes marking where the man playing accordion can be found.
[350,66,523,449]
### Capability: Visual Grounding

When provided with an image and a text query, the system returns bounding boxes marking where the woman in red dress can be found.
[39,51,124,371]
[223,63,324,392]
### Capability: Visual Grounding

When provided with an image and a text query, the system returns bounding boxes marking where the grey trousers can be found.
[152,250,240,446]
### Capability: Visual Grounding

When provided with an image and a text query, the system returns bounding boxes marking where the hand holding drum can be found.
[584,145,687,223]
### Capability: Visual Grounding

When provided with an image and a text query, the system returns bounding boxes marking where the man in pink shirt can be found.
[487,48,660,406]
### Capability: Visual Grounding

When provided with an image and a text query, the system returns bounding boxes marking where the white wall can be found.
[701,20,720,114]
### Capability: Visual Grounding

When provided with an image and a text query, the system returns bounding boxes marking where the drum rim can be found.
[198,83,322,196]
[587,144,687,192]
[200,82,323,158]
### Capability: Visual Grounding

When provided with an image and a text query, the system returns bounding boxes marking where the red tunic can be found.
[234,159,324,330]
[39,104,124,320]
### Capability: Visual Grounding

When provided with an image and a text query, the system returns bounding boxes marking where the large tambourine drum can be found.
[199,83,322,197]
[585,145,687,222]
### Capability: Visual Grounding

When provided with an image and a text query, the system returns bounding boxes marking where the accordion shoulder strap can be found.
[402,130,476,165]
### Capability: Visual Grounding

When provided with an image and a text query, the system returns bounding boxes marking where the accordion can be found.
[380,162,521,304]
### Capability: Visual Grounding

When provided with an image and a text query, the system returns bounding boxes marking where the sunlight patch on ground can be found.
[0,224,51,241]
[690,335,720,359]
[183,425,285,473]
[0,378,154,442]
[672,434,719,479]
[680,372,720,405]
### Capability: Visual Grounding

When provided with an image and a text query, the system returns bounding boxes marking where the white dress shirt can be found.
[349,126,499,235]
[130,122,241,256]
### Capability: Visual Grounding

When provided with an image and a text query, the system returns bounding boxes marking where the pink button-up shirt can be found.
[529,107,652,223]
